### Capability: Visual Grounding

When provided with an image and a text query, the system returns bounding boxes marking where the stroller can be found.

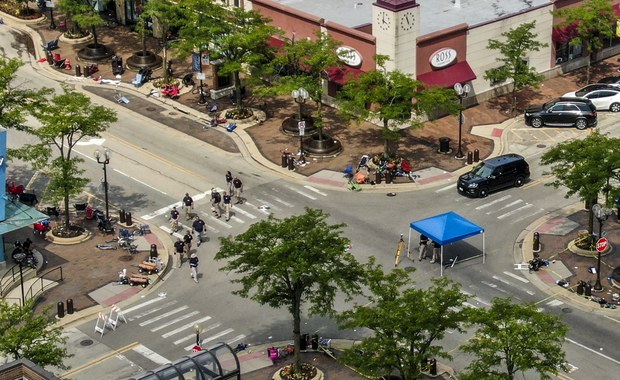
[93,209,115,234]
[132,67,153,87]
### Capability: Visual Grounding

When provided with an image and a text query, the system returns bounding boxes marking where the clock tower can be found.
[373,0,420,74]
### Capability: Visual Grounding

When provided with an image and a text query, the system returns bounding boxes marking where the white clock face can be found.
[376,11,391,31]
[400,11,415,31]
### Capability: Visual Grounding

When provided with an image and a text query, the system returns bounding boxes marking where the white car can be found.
[562,89,620,112]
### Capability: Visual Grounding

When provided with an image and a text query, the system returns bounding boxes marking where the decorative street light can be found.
[95,149,111,226]
[592,203,613,291]
[291,88,309,162]
[453,83,471,159]
[12,251,27,307]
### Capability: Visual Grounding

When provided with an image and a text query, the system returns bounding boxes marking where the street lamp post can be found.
[12,252,27,307]
[453,83,471,159]
[592,204,612,291]
[95,149,111,226]
[292,88,309,161]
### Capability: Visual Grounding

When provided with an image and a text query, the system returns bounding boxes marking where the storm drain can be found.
[145,107,157,112]
[562,307,572,313]
[536,144,546,148]
[80,339,93,347]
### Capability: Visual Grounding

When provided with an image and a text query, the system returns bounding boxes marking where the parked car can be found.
[524,98,597,130]
[560,89,620,112]
[457,154,530,198]
[597,76,620,87]
[563,83,617,97]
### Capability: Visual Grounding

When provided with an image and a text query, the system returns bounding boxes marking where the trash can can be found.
[439,137,451,153]
[281,153,288,168]
[584,282,592,297]
[385,171,392,184]
[375,172,382,184]
[111,55,123,75]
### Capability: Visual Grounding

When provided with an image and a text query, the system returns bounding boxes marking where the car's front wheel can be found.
[531,117,543,128]
[478,187,489,198]
[575,118,588,130]
[610,103,620,112]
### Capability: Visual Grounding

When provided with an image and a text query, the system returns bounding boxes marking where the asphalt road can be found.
[3,25,620,379]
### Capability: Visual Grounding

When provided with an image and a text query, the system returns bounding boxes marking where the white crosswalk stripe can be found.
[285,185,317,200]
[151,311,200,332]
[128,301,178,322]
[184,328,234,350]
[139,306,189,327]
[162,316,213,339]
[175,322,223,345]
[303,185,328,196]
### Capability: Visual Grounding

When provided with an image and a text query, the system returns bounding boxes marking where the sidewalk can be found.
[2,8,620,378]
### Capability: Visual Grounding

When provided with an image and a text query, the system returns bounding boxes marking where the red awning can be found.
[268,37,285,48]
[614,3,620,17]
[416,61,477,88]
[327,66,364,85]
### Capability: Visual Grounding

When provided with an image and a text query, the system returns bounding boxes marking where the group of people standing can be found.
[168,172,245,284]
[415,234,441,264]
[210,171,244,222]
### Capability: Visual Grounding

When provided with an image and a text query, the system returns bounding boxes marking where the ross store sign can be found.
[429,48,457,68]
[336,46,363,67]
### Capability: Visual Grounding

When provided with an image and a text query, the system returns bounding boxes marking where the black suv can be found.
[457,154,530,198]
[524,97,597,130]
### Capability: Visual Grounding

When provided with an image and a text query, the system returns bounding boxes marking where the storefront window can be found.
[555,42,582,64]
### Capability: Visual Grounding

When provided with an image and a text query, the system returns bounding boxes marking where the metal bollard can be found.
[300,334,309,351]
[474,149,480,162]
[385,171,392,184]
[467,151,473,164]
[126,212,133,226]
[57,301,65,318]
[577,281,584,295]
[375,172,382,184]
[584,282,592,297]
[281,153,288,168]
[119,209,126,224]
[75,64,81,77]
[150,244,158,259]
[67,298,74,314]
[533,232,541,252]
[288,156,294,171]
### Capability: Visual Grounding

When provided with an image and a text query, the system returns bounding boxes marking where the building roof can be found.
[268,0,550,35]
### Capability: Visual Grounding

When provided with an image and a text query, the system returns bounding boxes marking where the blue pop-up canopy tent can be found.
[408,211,485,276]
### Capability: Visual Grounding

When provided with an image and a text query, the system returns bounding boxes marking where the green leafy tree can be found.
[553,0,616,84]
[179,0,278,110]
[337,55,459,155]
[0,300,71,369]
[214,208,368,377]
[269,32,344,139]
[484,21,548,113]
[459,297,569,380]
[337,269,470,380]
[0,55,52,131]
[139,0,188,84]
[540,131,620,240]
[58,0,103,37]
[11,87,117,230]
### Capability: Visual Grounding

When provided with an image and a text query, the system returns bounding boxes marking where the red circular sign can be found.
[596,237,609,252]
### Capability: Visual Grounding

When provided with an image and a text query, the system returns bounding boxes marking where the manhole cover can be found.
[119,255,133,261]
[80,339,93,346]
[536,144,546,148]
[146,107,157,112]
[562,307,572,313]
[169,112,178,116]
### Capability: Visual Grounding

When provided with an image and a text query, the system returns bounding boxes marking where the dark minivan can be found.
[457,154,530,198]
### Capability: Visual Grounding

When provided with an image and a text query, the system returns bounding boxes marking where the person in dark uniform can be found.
[417,234,429,261]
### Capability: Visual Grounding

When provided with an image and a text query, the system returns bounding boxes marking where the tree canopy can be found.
[11,87,117,229]
[179,0,278,110]
[459,297,568,380]
[337,268,470,380]
[337,55,459,155]
[0,55,51,131]
[268,32,344,135]
[214,208,368,376]
[484,21,547,113]
[553,0,617,83]
[0,300,71,369]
